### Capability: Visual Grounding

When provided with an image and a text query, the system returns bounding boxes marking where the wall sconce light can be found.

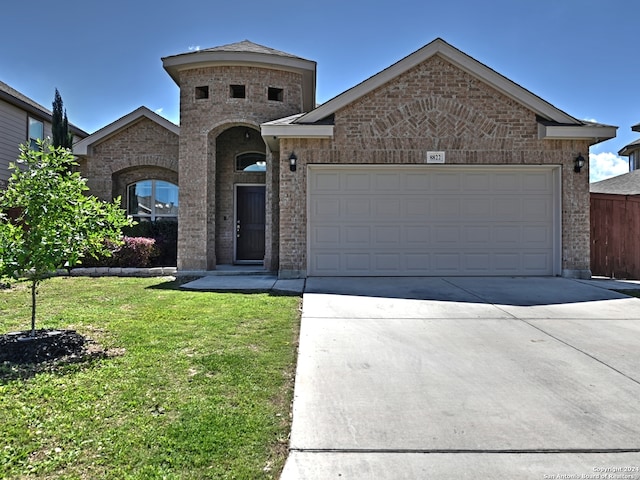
[574,153,586,173]
[289,152,297,172]
[244,129,250,141]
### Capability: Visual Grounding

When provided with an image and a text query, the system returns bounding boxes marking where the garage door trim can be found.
[307,164,562,277]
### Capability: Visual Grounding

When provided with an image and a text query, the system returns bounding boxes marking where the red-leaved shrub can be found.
[81,236,156,268]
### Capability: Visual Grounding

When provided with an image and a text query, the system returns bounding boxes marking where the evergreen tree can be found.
[51,89,73,149]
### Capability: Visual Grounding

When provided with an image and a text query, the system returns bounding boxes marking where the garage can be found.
[307,165,561,276]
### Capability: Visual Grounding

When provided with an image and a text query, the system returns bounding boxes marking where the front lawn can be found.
[0,276,300,479]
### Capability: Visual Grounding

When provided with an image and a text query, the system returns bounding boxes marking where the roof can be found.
[0,80,88,137]
[197,40,305,59]
[590,170,640,195]
[162,40,316,112]
[619,138,640,157]
[74,106,179,156]
[284,38,615,144]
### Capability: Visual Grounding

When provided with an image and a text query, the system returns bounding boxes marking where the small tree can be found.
[0,141,133,336]
[52,89,73,149]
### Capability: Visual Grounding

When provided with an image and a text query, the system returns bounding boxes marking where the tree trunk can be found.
[30,279,37,337]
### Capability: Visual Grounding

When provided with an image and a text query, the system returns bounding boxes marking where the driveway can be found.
[280,277,640,479]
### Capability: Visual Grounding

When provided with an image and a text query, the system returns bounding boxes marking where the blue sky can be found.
[2,0,637,182]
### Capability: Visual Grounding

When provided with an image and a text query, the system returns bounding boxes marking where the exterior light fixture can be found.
[574,153,586,173]
[289,152,297,172]
[244,129,250,141]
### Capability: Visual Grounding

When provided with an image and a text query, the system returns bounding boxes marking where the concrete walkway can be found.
[179,266,305,294]
[281,277,640,479]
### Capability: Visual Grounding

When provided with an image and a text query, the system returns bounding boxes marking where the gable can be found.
[270,38,615,147]
[333,55,537,149]
[74,106,179,156]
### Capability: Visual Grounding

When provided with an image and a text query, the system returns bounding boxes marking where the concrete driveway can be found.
[280,277,640,479]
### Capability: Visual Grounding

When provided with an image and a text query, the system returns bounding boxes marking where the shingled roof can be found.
[198,40,304,59]
[590,169,640,195]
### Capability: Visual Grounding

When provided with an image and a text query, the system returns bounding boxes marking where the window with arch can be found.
[127,180,179,222]
[236,152,266,172]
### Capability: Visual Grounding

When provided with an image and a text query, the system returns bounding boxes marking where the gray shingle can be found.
[590,169,640,195]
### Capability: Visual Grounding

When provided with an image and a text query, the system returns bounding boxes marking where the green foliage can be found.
[0,277,300,479]
[0,142,132,333]
[51,89,72,150]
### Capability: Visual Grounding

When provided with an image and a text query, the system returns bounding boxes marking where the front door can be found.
[235,185,266,263]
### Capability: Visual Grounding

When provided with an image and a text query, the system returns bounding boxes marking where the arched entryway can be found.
[211,125,267,265]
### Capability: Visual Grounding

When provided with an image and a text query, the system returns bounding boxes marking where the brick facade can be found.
[176,65,305,270]
[277,56,592,277]
[77,40,608,278]
[80,117,178,209]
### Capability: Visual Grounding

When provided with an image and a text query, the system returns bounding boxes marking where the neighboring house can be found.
[75,38,616,279]
[0,80,87,188]
[590,122,640,278]
[619,122,640,171]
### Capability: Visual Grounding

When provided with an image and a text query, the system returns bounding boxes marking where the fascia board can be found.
[538,124,617,143]
[260,124,334,152]
[162,51,316,84]
[298,39,579,125]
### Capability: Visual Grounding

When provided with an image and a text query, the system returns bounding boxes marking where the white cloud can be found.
[155,107,163,115]
[589,151,628,183]
[188,45,201,52]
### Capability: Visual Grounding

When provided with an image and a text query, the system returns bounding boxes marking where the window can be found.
[127,180,179,222]
[268,87,283,102]
[195,85,209,99]
[632,151,640,171]
[28,117,44,150]
[230,84,246,98]
[236,152,266,172]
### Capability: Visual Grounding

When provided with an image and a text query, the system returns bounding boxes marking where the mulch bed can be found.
[0,329,118,380]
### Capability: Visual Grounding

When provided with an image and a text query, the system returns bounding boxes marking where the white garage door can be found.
[307,165,560,276]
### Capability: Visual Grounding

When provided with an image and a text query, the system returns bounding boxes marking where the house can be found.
[74,38,616,279]
[590,123,640,278]
[0,80,87,188]
[619,122,640,171]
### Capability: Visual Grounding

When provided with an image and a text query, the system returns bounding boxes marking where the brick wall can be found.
[83,117,179,203]
[277,56,592,277]
[177,65,305,270]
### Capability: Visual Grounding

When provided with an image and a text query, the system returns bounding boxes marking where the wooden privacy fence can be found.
[591,193,640,279]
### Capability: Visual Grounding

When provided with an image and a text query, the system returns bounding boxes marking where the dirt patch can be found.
[0,329,121,381]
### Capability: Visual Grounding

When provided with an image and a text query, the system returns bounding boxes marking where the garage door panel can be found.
[374,198,402,217]
[308,166,558,276]
[405,173,432,190]
[434,173,461,191]
[374,173,401,190]
[312,172,341,191]
[345,198,371,217]
[313,197,340,217]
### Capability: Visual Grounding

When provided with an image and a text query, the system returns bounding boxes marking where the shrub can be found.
[123,221,177,266]
[115,236,156,267]
[82,237,156,268]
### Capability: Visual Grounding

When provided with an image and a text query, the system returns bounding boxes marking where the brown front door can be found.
[235,185,266,262]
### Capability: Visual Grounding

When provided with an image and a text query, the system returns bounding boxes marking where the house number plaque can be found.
[426,151,445,163]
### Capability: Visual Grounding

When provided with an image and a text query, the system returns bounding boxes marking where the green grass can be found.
[0,276,300,479]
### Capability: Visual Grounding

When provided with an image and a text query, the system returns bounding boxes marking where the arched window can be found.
[127,180,178,222]
[236,152,266,172]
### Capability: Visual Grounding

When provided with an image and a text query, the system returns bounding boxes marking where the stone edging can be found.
[55,267,178,278]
